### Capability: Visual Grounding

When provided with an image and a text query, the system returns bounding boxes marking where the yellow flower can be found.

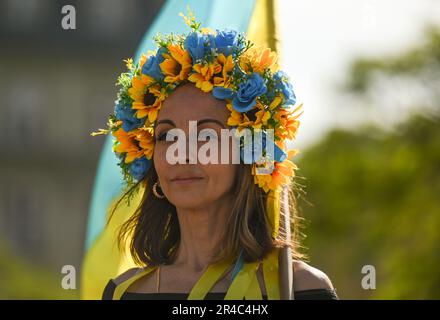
[112,127,144,163]
[128,76,146,102]
[188,61,221,92]
[252,101,271,129]
[239,46,278,74]
[132,101,161,124]
[226,103,254,129]
[132,84,167,124]
[160,44,192,83]
[139,53,147,69]
[124,58,134,71]
[112,126,156,163]
[131,126,155,159]
[200,27,215,34]
[213,54,234,87]
[252,156,298,192]
[127,73,167,124]
[274,103,303,141]
[269,95,283,110]
[226,101,270,130]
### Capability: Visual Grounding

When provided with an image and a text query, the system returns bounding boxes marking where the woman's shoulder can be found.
[292,260,335,291]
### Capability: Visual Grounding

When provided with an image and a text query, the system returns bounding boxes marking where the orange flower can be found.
[274,103,303,141]
[239,46,278,74]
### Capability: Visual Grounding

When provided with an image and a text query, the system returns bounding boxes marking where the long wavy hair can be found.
[110,160,307,266]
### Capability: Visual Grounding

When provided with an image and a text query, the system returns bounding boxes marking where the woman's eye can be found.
[156,132,168,141]
[156,133,165,141]
[200,130,218,141]
[157,132,178,141]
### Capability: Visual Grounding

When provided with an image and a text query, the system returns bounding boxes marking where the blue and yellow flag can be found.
[81,0,279,300]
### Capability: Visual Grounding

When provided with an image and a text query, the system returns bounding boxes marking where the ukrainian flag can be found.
[81,0,280,300]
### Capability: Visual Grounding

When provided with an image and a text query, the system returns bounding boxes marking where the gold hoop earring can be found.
[152,181,166,199]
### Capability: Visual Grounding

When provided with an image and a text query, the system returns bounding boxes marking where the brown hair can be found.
[110,161,307,267]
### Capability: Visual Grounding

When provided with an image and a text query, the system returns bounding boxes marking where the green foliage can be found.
[296,26,440,299]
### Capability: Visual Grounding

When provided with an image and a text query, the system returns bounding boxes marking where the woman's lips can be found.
[171,177,204,185]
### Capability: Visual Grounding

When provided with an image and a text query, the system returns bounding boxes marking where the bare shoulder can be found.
[112,267,143,285]
[292,260,335,291]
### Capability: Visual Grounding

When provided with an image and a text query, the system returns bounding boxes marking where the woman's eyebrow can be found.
[156,119,226,129]
[156,119,176,127]
[197,119,226,129]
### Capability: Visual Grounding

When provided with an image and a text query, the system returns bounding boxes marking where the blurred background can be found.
[0,0,439,299]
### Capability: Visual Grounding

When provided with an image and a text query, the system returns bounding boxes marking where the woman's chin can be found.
[170,198,207,210]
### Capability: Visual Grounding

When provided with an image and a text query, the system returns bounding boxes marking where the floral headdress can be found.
[92,13,303,235]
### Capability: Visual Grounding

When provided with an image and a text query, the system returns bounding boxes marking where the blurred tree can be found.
[296,27,440,299]
[346,25,440,93]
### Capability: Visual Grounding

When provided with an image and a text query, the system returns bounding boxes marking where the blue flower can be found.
[213,29,242,56]
[184,31,206,62]
[141,55,164,80]
[262,133,287,163]
[233,73,267,112]
[114,100,144,132]
[241,131,286,164]
[129,156,151,181]
[212,87,235,100]
[212,74,267,112]
[155,46,167,63]
[274,71,296,106]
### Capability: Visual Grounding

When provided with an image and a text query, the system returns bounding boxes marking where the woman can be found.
[94,16,338,300]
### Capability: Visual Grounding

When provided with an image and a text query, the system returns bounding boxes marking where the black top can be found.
[102,279,339,300]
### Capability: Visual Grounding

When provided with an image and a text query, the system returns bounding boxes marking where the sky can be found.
[278,0,440,149]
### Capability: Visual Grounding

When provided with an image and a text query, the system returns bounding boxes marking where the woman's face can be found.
[153,83,237,210]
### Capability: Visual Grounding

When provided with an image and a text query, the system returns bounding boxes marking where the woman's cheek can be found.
[153,144,169,172]
[208,163,236,190]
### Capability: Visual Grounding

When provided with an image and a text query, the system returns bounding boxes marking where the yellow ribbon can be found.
[112,257,235,300]
[244,263,263,300]
[187,257,235,300]
[224,260,260,300]
[112,266,157,300]
[112,247,281,300]
[242,247,280,300]
[262,246,280,299]
[266,188,281,239]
